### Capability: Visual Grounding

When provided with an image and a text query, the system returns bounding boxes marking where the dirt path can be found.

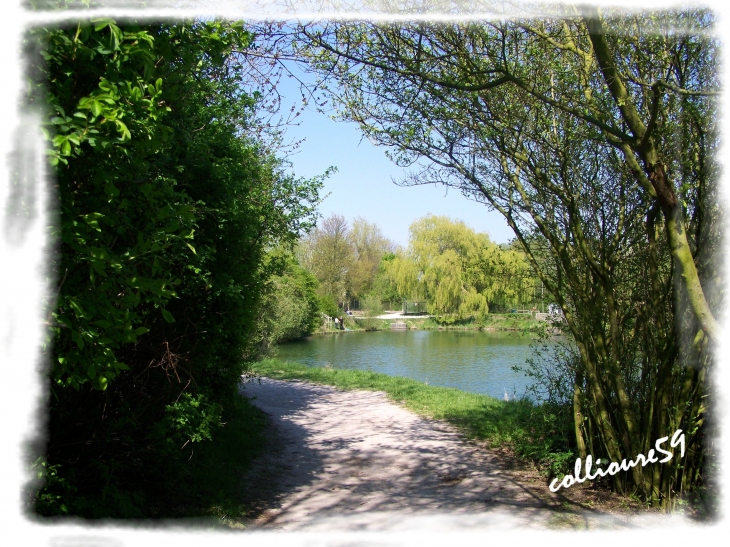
[238,378,689,532]
[372,311,432,320]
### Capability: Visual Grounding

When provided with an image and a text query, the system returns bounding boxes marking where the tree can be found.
[294,6,720,507]
[31,14,323,517]
[347,216,397,299]
[255,249,321,355]
[298,213,354,306]
[299,7,719,337]
[370,251,403,309]
[387,215,538,320]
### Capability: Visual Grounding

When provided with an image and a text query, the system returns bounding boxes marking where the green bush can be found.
[317,293,339,318]
[256,251,321,353]
[361,293,384,317]
[30,15,322,519]
[161,393,224,447]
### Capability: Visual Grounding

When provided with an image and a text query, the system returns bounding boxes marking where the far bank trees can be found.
[298,213,396,309]
[385,216,537,321]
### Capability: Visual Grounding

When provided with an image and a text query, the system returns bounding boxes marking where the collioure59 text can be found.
[549,429,686,492]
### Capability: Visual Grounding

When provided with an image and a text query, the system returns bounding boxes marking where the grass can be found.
[407,314,544,331]
[317,313,546,334]
[251,358,576,477]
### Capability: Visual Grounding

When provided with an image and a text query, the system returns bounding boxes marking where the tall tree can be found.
[299,213,354,306]
[294,6,720,507]
[297,7,720,339]
[347,217,396,299]
[387,215,535,321]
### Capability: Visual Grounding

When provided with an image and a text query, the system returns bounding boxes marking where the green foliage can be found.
[297,213,353,306]
[161,393,224,447]
[316,293,339,318]
[30,458,72,516]
[172,393,269,524]
[370,252,402,306]
[517,336,580,406]
[385,216,538,322]
[35,19,187,392]
[507,402,577,479]
[33,394,270,524]
[358,293,384,330]
[31,16,322,519]
[298,13,719,506]
[361,293,384,317]
[256,250,322,354]
[347,217,396,299]
[298,214,396,308]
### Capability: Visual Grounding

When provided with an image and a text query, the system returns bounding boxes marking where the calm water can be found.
[276,330,542,400]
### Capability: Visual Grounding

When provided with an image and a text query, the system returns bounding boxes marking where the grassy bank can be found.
[317,313,546,334]
[411,314,545,331]
[252,359,576,477]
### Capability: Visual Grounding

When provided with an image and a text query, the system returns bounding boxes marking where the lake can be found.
[276,329,544,401]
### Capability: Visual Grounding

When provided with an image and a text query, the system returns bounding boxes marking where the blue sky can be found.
[272,70,515,248]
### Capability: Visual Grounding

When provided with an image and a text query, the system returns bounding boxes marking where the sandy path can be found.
[238,378,687,532]
[372,312,432,320]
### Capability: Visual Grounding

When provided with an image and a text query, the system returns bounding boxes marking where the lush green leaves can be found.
[296,10,719,507]
[33,16,323,518]
[255,250,322,354]
[385,216,537,321]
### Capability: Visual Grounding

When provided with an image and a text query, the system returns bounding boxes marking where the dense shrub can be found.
[28,14,322,518]
[255,250,321,354]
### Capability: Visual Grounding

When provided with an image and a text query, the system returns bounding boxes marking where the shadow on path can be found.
[238,378,683,532]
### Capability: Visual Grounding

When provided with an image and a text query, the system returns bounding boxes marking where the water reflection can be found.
[276,330,544,401]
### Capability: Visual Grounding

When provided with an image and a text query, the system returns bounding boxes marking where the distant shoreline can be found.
[313,312,555,335]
